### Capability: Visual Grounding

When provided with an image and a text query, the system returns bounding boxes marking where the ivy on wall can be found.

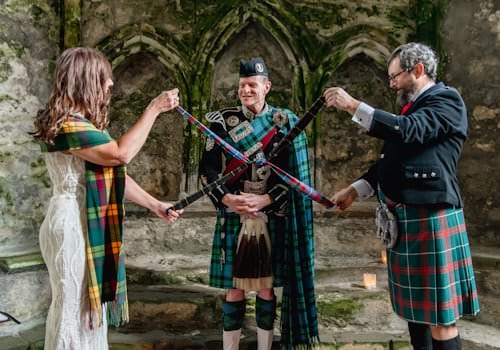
[53,0,448,182]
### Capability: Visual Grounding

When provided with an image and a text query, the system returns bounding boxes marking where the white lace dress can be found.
[39,152,108,350]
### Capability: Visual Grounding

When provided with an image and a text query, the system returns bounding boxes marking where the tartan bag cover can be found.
[387,204,480,325]
[208,106,319,348]
[41,113,128,327]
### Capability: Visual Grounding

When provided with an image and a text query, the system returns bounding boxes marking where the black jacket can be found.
[361,82,467,207]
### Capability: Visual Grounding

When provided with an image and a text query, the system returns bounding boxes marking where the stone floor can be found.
[1,268,500,349]
[1,208,499,350]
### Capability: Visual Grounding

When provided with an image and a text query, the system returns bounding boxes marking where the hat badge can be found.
[255,63,264,73]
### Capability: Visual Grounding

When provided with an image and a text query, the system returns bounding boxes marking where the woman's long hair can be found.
[33,47,113,144]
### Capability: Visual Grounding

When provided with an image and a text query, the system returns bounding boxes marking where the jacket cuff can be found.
[208,184,230,209]
[264,184,289,216]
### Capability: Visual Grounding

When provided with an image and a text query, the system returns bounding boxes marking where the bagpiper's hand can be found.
[222,193,259,217]
[239,192,272,213]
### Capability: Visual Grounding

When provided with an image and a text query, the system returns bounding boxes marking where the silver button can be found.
[394,125,400,130]
[431,172,436,177]
[380,154,385,159]
[414,173,419,178]
[422,173,428,178]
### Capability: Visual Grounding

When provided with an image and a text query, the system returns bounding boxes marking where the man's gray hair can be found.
[389,42,438,81]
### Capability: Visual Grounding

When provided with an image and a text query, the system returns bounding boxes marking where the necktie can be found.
[400,100,413,115]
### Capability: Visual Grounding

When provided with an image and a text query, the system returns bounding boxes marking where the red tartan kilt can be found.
[387,205,480,325]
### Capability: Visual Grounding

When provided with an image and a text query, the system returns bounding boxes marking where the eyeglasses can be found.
[388,69,409,82]
[388,64,418,82]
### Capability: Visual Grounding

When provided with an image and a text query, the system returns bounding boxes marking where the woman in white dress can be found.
[32,47,182,350]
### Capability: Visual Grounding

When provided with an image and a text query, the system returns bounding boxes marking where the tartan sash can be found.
[41,113,128,327]
[280,110,319,348]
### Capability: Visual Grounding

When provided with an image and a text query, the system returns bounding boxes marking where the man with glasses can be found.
[322,42,480,350]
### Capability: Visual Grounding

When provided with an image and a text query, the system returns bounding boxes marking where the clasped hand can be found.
[222,192,272,217]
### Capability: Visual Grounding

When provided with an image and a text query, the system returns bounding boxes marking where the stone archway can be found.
[109,52,183,201]
[210,21,294,111]
[316,54,393,196]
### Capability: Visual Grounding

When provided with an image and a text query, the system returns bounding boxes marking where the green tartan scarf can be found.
[41,113,128,327]
[280,109,319,348]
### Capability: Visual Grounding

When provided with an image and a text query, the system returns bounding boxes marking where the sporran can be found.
[375,201,399,248]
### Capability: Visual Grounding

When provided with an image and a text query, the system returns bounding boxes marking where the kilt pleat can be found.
[387,205,480,325]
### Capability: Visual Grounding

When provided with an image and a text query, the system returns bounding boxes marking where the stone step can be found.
[2,317,499,350]
[1,248,498,335]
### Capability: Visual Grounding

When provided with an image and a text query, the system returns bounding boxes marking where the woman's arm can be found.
[124,175,181,222]
[70,88,179,166]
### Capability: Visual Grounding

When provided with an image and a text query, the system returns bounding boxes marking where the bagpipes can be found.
[167,96,333,213]
[167,97,333,291]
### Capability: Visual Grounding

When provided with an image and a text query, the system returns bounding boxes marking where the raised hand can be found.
[323,87,360,115]
[148,88,180,115]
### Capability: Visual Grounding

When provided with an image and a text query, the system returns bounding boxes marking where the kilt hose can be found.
[387,204,480,325]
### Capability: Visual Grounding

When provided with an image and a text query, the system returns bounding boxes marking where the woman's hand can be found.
[153,201,183,223]
[147,88,180,116]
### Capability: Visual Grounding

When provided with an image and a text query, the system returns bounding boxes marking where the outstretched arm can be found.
[125,175,181,222]
[71,88,180,166]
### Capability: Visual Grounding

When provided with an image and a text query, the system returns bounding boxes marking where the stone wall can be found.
[0,0,58,255]
[0,0,499,327]
[441,0,500,245]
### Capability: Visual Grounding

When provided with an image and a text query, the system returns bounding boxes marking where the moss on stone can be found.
[317,298,362,323]
[0,61,12,84]
[408,0,448,77]
[58,0,82,48]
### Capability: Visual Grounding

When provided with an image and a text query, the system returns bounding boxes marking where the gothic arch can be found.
[95,24,190,97]
[192,1,309,109]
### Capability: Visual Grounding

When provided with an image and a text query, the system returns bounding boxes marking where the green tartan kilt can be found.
[387,205,480,325]
[209,210,286,289]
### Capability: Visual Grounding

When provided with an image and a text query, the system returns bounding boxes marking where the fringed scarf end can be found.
[281,336,321,350]
[106,300,129,327]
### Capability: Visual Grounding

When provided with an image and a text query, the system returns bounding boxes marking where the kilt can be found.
[209,210,286,289]
[387,204,480,325]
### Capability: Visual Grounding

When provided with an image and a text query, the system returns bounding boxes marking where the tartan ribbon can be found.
[176,106,248,162]
[265,160,334,208]
[175,106,334,209]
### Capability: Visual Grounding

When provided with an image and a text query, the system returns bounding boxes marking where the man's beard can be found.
[397,84,418,106]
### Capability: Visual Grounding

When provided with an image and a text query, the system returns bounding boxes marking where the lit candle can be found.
[381,250,387,264]
[363,273,377,289]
